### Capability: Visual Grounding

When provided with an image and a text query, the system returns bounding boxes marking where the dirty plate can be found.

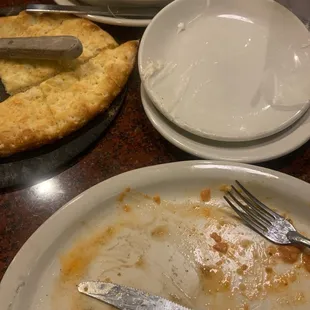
[141,85,310,163]
[139,0,310,141]
[55,0,166,27]
[1,161,310,309]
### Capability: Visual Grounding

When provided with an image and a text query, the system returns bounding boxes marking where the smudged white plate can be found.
[1,161,310,310]
[80,0,171,5]
[54,0,164,27]
[139,0,310,141]
[141,84,310,163]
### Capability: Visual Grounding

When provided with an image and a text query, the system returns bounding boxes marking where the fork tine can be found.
[224,195,267,233]
[227,190,271,228]
[231,186,272,225]
[235,181,278,219]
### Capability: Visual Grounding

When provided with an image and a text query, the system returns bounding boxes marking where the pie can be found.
[0,12,138,157]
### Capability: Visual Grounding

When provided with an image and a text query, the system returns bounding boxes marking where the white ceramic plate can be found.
[139,0,310,141]
[2,161,310,310]
[141,85,310,163]
[54,0,155,27]
[80,0,170,5]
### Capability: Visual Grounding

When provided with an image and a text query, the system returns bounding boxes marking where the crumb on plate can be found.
[200,188,211,202]
[151,225,169,239]
[135,255,145,268]
[277,245,302,264]
[236,264,248,275]
[213,242,229,254]
[153,195,161,204]
[210,232,222,243]
[219,184,232,193]
[240,239,253,249]
[118,187,131,202]
[122,204,131,212]
[267,245,277,256]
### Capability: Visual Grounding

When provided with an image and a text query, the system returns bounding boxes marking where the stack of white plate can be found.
[138,0,310,163]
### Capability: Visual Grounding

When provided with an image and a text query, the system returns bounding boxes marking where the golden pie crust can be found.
[0,12,138,157]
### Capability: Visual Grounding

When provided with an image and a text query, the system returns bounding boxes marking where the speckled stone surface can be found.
[0,0,310,281]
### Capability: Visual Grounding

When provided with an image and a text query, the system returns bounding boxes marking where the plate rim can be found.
[1,160,310,308]
[141,84,310,163]
[54,0,151,27]
[138,0,310,141]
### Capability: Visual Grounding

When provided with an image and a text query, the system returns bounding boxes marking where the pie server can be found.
[78,281,191,309]
[0,36,83,60]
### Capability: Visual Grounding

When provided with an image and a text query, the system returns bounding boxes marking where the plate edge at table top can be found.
[2,160,310,309]
[141,85,310,163]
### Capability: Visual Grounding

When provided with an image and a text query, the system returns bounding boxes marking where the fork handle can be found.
[287,231,310,248]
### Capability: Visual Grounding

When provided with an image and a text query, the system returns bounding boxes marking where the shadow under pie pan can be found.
[0,87,127,189]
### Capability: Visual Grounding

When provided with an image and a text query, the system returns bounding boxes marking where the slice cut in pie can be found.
[0,12,138,157]
[0,12,118,95]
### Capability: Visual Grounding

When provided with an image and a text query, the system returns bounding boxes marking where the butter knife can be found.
[0,4,160,19]
[78,281,191,309]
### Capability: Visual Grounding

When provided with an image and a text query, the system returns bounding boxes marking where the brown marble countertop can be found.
[1,0,310,281]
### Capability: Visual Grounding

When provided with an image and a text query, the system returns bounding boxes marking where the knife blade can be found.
[78,281,191,310]
[0,4,161,19]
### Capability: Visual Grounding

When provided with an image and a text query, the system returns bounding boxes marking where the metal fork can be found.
[223,181,310,248]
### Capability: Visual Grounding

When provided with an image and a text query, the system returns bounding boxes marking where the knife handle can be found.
[0,36,83,60]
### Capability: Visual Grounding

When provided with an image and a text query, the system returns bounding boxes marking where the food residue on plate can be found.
[210,232,222,242]
[52,187,310,310]
[277,245,302,264]
[60,226,118,282]
[153,195,161,204]
[219,184,232,193]
[135,255,146,268]
[200,188,211,202]
[151,225,169,239]
[118,187,131,202]
[213,241,229,254]
[237,264,248,275]
[210,232,229,254]
[122,204,131,212]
